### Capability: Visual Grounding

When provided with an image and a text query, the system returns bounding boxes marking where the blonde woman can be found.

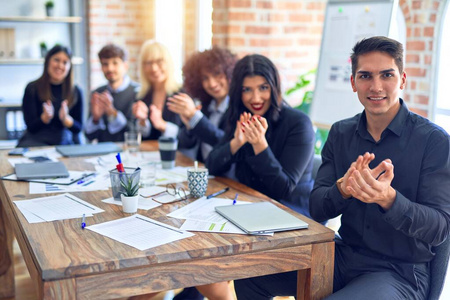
[132,40,182,139]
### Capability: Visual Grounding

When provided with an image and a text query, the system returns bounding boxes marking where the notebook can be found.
[215,202,309,234]
[56,142,122,157]
[15,162,69,180]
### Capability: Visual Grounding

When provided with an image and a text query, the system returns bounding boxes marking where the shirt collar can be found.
[357,98,408,139]
[208,95,229,114]
[107,75,130,93]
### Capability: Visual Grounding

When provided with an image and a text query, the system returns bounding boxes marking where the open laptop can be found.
[56,142,122,157]
[15,162,69,180]
[215,202,308,234]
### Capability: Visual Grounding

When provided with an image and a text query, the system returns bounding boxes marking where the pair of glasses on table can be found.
[151,184,188,204]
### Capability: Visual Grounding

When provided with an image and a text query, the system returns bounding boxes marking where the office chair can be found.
[428,237,450,300]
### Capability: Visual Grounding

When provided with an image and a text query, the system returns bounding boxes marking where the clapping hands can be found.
[41,100,54,124]
[231,112,269,155]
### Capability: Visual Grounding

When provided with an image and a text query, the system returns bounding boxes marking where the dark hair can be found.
[182,46,238,103]
[98,43,127,61]
[225,54,282,139]
[351,36,404,77]
[36,45,76,107]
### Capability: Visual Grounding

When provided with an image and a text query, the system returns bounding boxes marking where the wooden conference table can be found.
[0,141,334,299]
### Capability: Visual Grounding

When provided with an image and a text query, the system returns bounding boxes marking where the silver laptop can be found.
[215,202,309,234]
[56,142,122,157]
[15,162,69,180]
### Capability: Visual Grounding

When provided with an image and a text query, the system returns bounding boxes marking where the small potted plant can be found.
[120,176,140,213]
[39,42,47,58]
[45,1,54,17]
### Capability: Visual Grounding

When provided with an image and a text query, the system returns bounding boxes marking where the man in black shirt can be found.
[234,36,450,299]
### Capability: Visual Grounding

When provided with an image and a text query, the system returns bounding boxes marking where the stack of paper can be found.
[87,214,194,250]
[14,193,104,223]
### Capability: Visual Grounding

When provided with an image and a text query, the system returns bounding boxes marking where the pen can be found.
[206,187,230,199]
[233,193,238,205]
[81,214,86,229]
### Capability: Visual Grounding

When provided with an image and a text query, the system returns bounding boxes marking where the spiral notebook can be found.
[215,202,308,234]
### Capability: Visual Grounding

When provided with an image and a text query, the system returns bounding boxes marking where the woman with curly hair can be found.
[167,46,238,162]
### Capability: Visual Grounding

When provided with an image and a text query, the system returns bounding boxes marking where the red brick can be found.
[414,27,421,37]
[424,27,434,37]
[106,4,121,10]
[229,12,256,21]
[410,80,417,90]
[424,55,432,65]
[406,41,426,51]
[230,0,251,8]
[277,1,303,10]
[257,1,274,9]
[406,27,412,38]
[406,67,426,77]
[289,14,313,23]
[433,1,440,10]
[410,107,428,118]
[306,2,325,10]
[285,50,309,58]
[245,26,277,35]
[228,37,246,47]
[430,13,436,22]
[406,54,420,63]
[414,95,429,105]
[412,0,422,9]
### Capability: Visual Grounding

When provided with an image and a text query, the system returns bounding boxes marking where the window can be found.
[434,1,450,133]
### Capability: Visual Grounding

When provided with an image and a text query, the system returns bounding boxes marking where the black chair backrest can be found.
[428,237,450,300]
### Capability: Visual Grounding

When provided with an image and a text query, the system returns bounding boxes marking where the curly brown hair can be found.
[182,46,238,103]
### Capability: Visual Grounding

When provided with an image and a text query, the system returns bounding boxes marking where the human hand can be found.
[230,112,250,154]
[346,158,396,210]
[91,92,105,122]
[98,90,116,117]
[132,100,149,122]
[41,100,54,124]
[59,100,73,127]
[166,93,199,120]
[149,104,166,132]
[241,114,268,154]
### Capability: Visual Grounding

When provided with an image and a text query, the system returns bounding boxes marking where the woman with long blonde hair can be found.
[132,40,182,139]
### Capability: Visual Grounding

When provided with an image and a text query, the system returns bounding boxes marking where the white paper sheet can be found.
[167,197,249,222]
[86,214,194,251]
[14,193,104,223]
[180,219,274,236]
[3,171,95,185]
[29,172,110,194]
[23,148,62,160]
[102,196,161,210]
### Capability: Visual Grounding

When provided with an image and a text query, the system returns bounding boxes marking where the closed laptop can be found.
[215,202,308,234]
[15,162,69,180]
[56,142,122,157]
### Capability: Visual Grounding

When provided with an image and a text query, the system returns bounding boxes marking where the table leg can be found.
[0,200,15,298]
[297,241,334,300]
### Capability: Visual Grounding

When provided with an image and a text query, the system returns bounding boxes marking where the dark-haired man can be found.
[85,43,139,142]
[234,36,450,299]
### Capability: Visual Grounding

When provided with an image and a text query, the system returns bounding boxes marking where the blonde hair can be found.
[137,40,180,99]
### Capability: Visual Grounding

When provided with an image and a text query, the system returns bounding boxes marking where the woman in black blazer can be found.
[206,54,316,218]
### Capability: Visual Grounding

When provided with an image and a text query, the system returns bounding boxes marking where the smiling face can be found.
[100,57,128,85]
[351,51,406,122]
[143,57,167,85]
[201,69,229,103]
[47,51,71,84]
[241,75,271,116]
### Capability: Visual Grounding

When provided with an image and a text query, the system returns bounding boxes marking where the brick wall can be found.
[86,0,445,118]
[88,0,155,90]
[212,0,326,107]
[400,0,443,118]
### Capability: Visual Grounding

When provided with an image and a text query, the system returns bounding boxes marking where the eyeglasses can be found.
[151,184,188,203]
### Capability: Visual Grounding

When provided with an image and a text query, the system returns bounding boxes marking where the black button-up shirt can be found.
[310,99,450,263]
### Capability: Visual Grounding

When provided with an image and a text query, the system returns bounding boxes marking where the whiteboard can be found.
[311,0,398,128]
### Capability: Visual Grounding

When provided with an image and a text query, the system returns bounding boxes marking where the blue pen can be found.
[116,152,122,164]
[233,193,238,205]
[81,214,86,229]
[77,180,85,185]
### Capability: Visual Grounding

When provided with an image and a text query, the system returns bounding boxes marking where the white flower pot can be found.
[121,194,139,213]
